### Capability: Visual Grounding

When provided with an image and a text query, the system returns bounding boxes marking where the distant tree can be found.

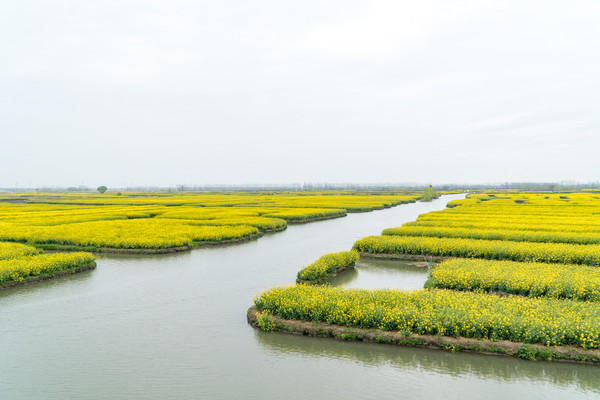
[97,186,107,194]
[421,185,438,202]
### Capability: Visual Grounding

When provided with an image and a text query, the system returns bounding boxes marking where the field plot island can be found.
[250,193,600,364]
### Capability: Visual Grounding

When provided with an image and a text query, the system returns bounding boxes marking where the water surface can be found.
[329,258,430,290]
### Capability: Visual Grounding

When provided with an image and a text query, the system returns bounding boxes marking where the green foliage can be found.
[97,186,108,194]
[256,312,276,332]
[518,345,553,361]
[421,186,438,202]
[336,332,362,341]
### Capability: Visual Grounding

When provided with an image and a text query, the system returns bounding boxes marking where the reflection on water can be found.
[256,329,600,398]
[0,268,95,302]
[328,258,430,290]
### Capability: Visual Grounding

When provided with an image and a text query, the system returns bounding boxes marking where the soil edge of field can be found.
[247,307,600,365]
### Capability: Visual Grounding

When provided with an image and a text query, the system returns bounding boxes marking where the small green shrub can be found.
[256,312,276,332]
[421,186,438,202]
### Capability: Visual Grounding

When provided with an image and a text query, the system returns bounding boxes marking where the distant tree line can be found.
[3,181,600,193]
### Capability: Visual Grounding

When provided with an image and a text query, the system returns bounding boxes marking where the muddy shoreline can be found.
[296,263,355,285]
[285,214,347,224]
[247,307,600,365]
[0,262,97,290]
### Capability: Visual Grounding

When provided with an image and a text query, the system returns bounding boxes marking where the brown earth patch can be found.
[286,214,347,224]
[296,264,355,285]
[247,307,600,365]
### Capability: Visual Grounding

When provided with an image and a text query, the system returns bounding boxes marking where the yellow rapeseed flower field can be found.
[383,225,600,245]
[296,251,359,283]
[426,258,600,301]
[353,235,600,265]
[0,241,94,285]
[252,192,600,353]
[0,219,259,249]
[0,191,420,250]
[0,252,95,284]
[0,242,40,259]
[254,285,600,349]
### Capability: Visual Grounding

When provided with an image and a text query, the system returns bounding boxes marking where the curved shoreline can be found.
[37,244,195,254]
[296,263,355,285]
[247,307,600,365]
[285,214,347,224]
[0,262,97,290]
[31,234,264,254]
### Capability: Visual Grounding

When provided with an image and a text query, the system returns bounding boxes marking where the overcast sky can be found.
[1,0,599,188]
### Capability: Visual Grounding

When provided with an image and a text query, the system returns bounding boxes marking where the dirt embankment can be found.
[247,307,600,365]
[296,264,355,285]
[285,214,347,224]
[37,244,194,254]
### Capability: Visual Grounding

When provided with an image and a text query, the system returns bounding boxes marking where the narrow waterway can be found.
[328,258,430,290]
[1,194,599,400]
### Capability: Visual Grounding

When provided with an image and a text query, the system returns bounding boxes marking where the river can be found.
[1,194,598,399]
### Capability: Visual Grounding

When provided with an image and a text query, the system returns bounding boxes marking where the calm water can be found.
[1,194,599,400]
[328,258,430,290]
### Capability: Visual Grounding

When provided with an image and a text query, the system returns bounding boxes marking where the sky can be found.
[1,0,599,188]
